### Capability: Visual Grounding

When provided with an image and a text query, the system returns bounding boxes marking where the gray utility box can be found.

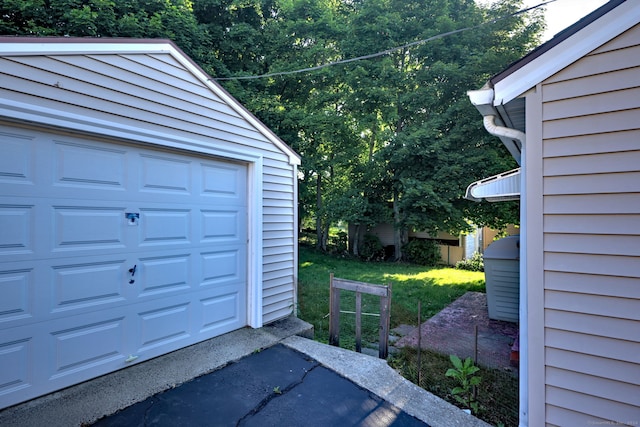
[484,235,520,323]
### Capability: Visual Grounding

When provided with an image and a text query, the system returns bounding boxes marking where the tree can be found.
[0,0,210,64]
[337,0,541,259]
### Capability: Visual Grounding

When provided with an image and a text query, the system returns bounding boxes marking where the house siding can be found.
[0,48,297,325]
[538,22,640,425]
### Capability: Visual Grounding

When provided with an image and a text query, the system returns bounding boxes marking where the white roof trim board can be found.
[492,0,636,106]
[466,1,633,203]
[465,168,520,202]
[0,38,301,166]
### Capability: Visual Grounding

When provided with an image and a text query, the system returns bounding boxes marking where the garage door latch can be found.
[125,212,140,225]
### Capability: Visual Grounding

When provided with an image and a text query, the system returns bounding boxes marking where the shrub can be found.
[456,252,484,272]
[328,231,348,254]
[404,239,441,266]
[359,234,384,261]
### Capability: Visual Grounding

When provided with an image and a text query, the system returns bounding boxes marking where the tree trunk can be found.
[393,191,403,261]
[352,224,361,256]
[316,173,323,250]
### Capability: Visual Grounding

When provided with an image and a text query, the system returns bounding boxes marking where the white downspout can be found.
[482,115,529,427]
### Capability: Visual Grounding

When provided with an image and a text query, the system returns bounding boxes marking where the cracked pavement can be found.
[93,344,427,426]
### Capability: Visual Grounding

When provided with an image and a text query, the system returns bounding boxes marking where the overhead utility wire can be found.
[214,0,555,81]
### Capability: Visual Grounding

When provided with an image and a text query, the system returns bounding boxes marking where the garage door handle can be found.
[125,355,139,363]
[129,265,137,276]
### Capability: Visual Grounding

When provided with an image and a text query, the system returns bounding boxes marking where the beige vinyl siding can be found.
[539,23,640,424]
[0,49,298,325]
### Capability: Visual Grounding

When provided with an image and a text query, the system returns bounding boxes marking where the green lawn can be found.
[297,247,518,426]
[297,246,485,347]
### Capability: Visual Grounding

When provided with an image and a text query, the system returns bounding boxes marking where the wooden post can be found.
[329,273,340,347]
[378,283,392,359]
[417,300,422,386]
[355,291,362,353]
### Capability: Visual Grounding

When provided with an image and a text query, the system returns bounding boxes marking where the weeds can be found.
[445,355,481,414]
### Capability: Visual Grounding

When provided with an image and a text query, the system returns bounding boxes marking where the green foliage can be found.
[391,347,517,426]
[456,252,484,272]
[445,355,482,414]
[403,239,441,266]
[359,234,384,261]
[0,0,210,64]
[328,230,348,254]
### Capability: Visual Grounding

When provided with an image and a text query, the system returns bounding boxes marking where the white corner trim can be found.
[493,1,639,105]
[247,159,264,328]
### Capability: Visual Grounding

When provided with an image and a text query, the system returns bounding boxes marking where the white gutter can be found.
[468,89,522,165]
[482,115,525,150]
[478,113,529,427]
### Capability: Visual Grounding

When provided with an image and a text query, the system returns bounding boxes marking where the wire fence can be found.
[334,291,520,426]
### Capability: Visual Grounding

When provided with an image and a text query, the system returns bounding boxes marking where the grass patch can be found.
[297,246,517,425]
[297,246,485,347]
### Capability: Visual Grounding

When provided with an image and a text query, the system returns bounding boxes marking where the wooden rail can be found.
[328,273,392,359]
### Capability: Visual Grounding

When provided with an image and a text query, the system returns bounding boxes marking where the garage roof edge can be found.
[0,37,301,166]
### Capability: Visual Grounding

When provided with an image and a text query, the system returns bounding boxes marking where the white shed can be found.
[0,38,300,409]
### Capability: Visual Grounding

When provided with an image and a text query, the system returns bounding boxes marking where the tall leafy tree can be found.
[0,0,211,64]
[335,0,541,258]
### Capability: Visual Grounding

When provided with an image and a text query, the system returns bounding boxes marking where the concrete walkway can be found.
[0,316,489,427]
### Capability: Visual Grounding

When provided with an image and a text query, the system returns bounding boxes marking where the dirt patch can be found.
[395,292,518,370]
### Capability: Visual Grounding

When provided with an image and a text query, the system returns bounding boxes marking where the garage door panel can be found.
[0,335,32,399]
[48,316,126,381]
[51,260,128,314]
[139,154,192,195]
[136,302,191,354]
[0,266,35,326]
[199,289,242,333]
[138,208,192,247]
[200,209,244,243]
[0,202,35,257]
[200,249,245,288]
[0,129,36,186]
[136,253,191,298]
[53,140,127,190]
[200,162,246,202]
[53,205,126,252]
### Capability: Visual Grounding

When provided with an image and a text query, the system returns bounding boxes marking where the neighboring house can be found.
[466,1,639,425]
[0,38,300,409]
[350,223,517,265]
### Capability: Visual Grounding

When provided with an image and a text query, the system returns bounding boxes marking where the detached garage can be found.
[0,38,300,409]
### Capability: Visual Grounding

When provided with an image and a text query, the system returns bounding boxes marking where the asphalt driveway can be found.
[0,317,490,427]
[93,344,427,426]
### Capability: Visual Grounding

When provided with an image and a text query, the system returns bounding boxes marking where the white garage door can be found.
[0,125,248,408]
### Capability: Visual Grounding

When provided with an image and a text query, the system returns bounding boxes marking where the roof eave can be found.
[491,0,632,106]
[468,88,522,164]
